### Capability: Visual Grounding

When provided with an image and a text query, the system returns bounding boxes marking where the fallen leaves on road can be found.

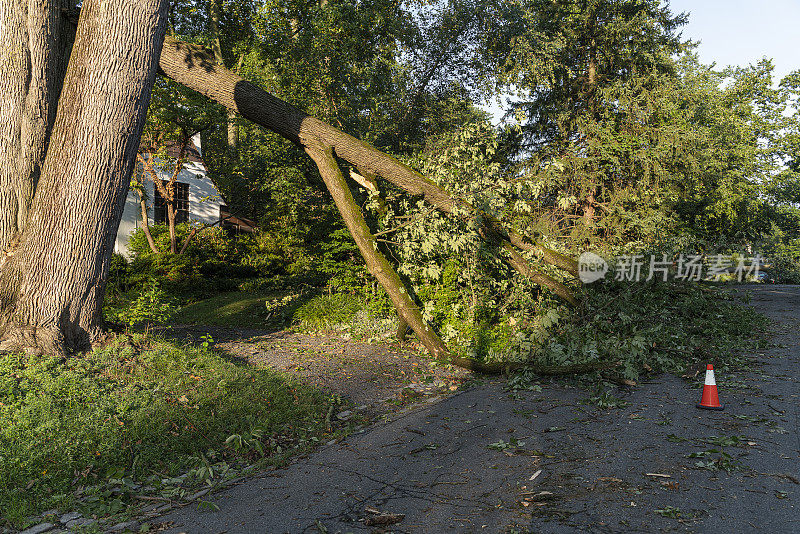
[363,507,405,526]
[519,490,555,507]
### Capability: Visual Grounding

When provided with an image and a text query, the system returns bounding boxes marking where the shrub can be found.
[758,223,800,283]
[127,224,232,262]
[127,253,207,300]
[106,278,177,326]
[119,226,266,301]
[769,253,800,284]
[292,294,364,331]
[315,228,369,293]
[107,253,130,295]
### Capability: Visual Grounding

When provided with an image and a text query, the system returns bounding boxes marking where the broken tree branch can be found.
[304,141,449,361]
[157,37,578,302]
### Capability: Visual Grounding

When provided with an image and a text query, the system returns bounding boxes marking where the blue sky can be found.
[668,0,800,81]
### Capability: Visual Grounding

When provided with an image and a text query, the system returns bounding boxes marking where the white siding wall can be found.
[114,161,223,258]
[182,162,222,225]
[114,180,148,258]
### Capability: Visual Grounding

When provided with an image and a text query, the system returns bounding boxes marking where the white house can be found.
[114,134,224,258]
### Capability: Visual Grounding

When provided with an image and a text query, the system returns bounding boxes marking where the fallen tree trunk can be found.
[426,357,618,376]
[491,359,619,376]
[157,37,578,289]
[157,35,581,371]
[304,142,449,361]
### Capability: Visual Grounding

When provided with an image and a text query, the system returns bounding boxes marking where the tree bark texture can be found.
[0,0,73,254]
[208,0,237,151]
[157,37,579,296]
[0,0,169,354]
[304,142,450,361]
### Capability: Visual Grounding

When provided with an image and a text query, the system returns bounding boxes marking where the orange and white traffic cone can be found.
[697,364,724,410]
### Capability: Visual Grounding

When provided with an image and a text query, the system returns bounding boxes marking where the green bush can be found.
[758,223,800,283]
[127,224,232,263]
[237,231,311,277]
[315,228,369,293]
[118,226,267,301]
[107,253,130,295]
[106,278,177,326]
[769,253,800,284]
[292,294,364,331]
[199,261,258,279]
[116,222,379,311]
[128,252,199,284]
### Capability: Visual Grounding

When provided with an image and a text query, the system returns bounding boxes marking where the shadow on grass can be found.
[0,334,338,527]
[167,288,335,334]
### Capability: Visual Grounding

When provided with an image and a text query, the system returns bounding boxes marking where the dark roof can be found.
[220,205,258,232]
[164,140,203,164]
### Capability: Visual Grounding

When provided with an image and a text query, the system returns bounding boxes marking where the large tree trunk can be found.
[208,0,238,152]
[0,0,169,354]
[0,0,73,255]
[157,37,578,291]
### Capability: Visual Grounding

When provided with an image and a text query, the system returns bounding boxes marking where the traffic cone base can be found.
[697,364,725,411]
[696,402,724,411]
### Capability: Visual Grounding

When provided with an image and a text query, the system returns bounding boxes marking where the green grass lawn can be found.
[172,290,283,329]
[0,335,339,527]
[172,290,372,333]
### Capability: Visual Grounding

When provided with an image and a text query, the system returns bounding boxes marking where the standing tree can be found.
[0,0,169,354]
[481,0,687,244]
[133,70,217,256]
[0,1,578,367]
[136,123,197,255]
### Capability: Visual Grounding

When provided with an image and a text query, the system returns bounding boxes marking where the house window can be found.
[154,181,189,224]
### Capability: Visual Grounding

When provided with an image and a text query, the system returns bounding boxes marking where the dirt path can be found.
[165,325,470,420]
[159,285,800,533]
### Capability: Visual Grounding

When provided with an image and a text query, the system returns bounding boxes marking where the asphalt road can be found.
[161,285,800,533]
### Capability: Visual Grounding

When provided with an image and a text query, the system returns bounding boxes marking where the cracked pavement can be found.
[160,285,800,533]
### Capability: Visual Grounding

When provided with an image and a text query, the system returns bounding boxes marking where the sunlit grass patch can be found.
[292,293,364,331]
[172,290,283,328]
